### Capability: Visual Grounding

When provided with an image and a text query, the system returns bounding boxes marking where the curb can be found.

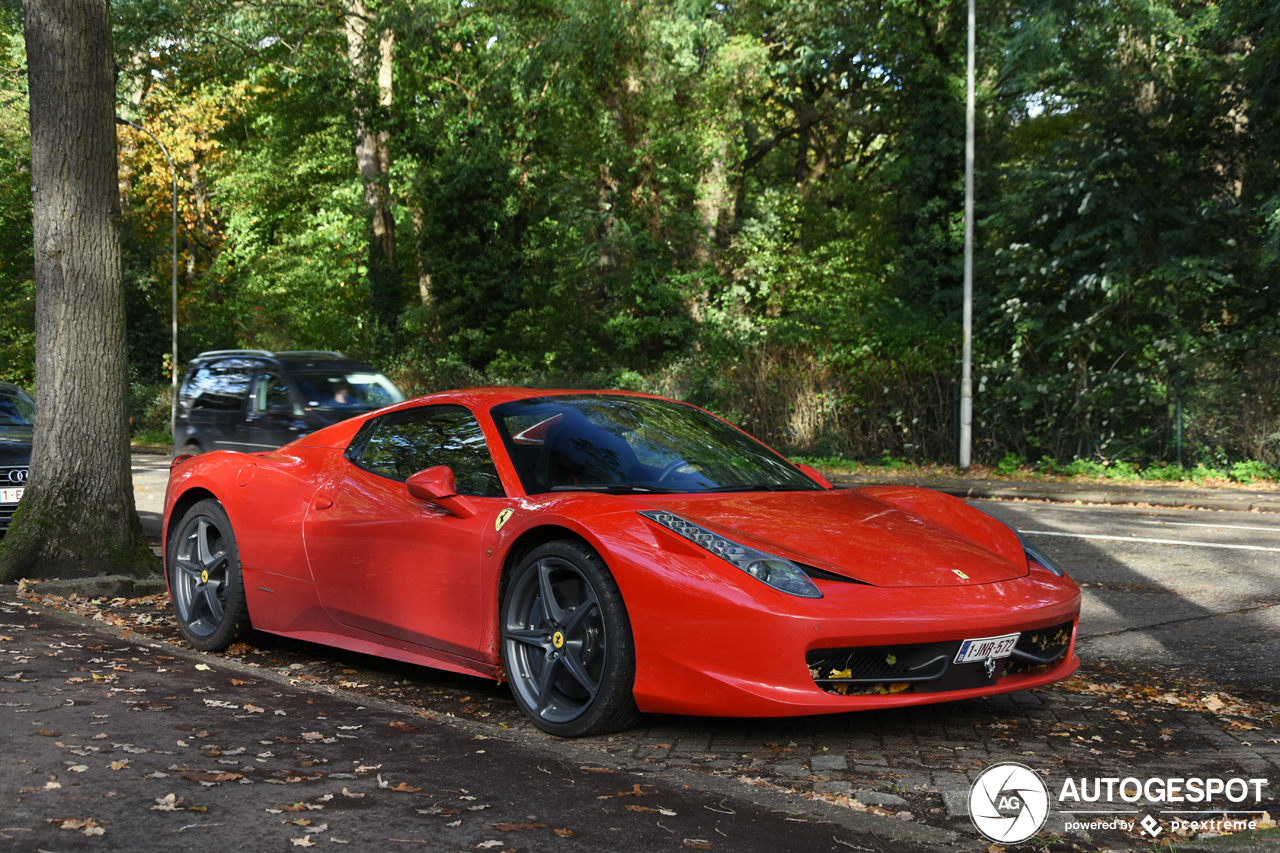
[19,573,167,599]
[824,476,1280,514]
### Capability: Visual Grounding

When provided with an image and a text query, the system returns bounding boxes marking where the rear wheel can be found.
[167,499,252,651]
[502,540,641,736]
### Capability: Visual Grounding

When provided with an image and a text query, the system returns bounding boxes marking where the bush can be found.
[1229,460,1277,484]
[1063,459,1108,478]
[996,451,1026,476]
[1146,463,1189,482]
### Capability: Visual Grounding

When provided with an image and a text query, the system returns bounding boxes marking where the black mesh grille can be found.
[798,564,866,584]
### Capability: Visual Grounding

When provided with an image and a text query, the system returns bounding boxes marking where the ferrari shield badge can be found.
[495,509,514,532]
[952,569,970,580]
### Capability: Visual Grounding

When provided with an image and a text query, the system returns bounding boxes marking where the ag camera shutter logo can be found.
[969,762,1050,843]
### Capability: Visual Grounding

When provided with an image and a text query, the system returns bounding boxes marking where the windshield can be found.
[0,387,35,427]
[292,370,405,411]
[491,395,820,495]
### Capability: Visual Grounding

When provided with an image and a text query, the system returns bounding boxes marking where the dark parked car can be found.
[0,382,34,533]
[174,350,405,455]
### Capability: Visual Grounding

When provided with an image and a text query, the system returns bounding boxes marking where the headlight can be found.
[1021,536,1066,577]
[640,510,822,598]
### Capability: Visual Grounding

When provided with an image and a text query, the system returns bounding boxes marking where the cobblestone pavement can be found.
[9,584,1278,851]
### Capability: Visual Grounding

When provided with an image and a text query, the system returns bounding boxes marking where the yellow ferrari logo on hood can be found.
[952,569,970,580]
[495,509,514,532]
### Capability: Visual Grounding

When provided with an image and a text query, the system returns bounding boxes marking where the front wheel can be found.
[501,540,641,737]
[168,499,252,651]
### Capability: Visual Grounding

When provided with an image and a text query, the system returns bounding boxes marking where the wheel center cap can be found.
[200,570,209,583]
[552,630,565,649]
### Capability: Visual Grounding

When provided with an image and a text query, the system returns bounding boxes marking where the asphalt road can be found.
[975,501,1280,695]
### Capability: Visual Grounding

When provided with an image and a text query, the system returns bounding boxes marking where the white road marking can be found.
[1138,520,1280,533]
[1018,530,1280,553]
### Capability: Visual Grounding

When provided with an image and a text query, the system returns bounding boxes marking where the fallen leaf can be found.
[387,721,419,733]
[46,817,105,836]
[626,805,656,813]
[108,760,129,771]
[291,838,316,847]
[492,822,549,831]
[195,664,212,671]
[474,843,504,850]
[68,765,89,773]
[243,704,265,714]
[416,807,460,815]
[183,771,243,784]
[598,784,647,799]
[341,788,365,799]
[553,828,576,837]
[388,782,421,793]
[35,729,60,737]
[683,840,712,850]
[231,678,248,685]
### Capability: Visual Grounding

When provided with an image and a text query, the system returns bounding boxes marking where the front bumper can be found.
[621,556,1081,717]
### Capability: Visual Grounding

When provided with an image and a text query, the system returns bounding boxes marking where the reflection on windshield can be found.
[491,395,820,495]
[0,388,35,427]
[292,370,405,410]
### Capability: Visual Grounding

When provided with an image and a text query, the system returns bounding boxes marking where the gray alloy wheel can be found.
[168,499,251,652]
[502,540,641,737]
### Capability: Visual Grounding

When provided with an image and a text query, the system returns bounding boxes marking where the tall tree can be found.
[0,0,157,580]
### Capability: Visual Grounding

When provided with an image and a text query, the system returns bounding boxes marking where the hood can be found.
[0,427,32,467]
[641,489,1027,587]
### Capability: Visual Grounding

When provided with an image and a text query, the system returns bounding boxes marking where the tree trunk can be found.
[0,0,157,581]
[345,0,400,328]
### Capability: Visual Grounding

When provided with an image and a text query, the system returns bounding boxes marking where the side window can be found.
[352,405,504,497]
[252,373,298,415]
[187,360,254,411]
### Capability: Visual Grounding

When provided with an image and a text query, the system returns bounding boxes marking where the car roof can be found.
[384,386,676,413]
[0,381,32,397]
[188,350,375,371]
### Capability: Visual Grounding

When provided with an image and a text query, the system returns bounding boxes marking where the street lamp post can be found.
[116,118,179,443]
[959,0,976,470]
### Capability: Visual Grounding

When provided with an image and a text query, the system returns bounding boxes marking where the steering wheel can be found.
[657,459,701,482]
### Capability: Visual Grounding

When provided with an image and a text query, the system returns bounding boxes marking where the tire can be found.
[181,441,202,456]
[167,499,252,651]
[501,540,641,737]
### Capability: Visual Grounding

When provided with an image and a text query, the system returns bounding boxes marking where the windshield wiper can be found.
[697,483,818,493]
[548,484,679,494]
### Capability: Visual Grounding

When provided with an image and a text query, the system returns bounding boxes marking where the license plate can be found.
[954,632,1020,664]
[1,487,22,504]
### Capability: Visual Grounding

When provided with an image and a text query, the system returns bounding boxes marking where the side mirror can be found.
[795,463,833,490]
[406,466,477,518]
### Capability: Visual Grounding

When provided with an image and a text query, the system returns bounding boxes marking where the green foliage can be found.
[1146,463,1189,482]
[1062,459,1108,478]
[996,452,1026,476]
[1229,460,1277,484]
[0,3,33,386]
[2,0,1276,469]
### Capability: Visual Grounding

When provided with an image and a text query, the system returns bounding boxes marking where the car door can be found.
[240,371,306,451]
[302,404,507,658]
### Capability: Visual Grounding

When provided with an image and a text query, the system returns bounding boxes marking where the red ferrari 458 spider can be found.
[163,388,1080,736]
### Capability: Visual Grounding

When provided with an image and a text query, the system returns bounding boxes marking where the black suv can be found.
[0,382,34,533]
[174,350,405,455]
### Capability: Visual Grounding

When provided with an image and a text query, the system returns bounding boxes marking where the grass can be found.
[793,454,1279,489]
